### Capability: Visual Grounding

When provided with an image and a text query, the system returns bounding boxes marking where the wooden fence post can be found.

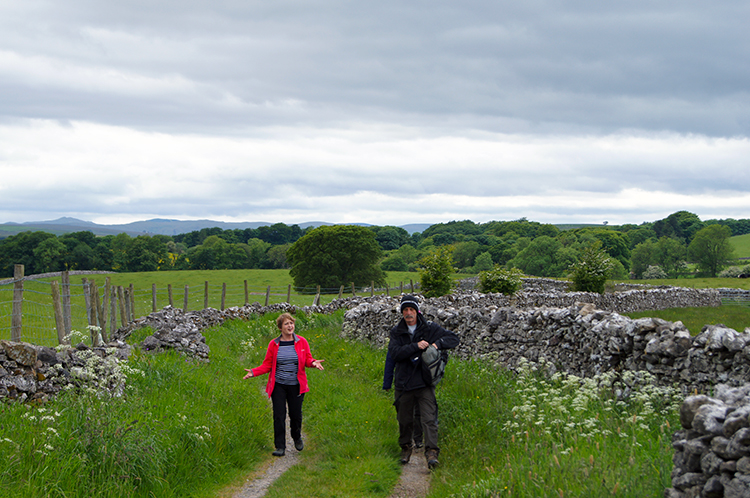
[152,283,157,312]
[204,281,209,309]
[183,285,189,312]
[93,280,105,336]
[129,284,135,320]
[117,286,127,327]
[244,280,249,306]
[61,271,72,336]
[50,280,66,345]
[82,278,91,326]
[287,284,292,303]
[338,285,344,299]
[400,281,403,294]
[168,284,173,307]
[313,285,321,306]
[265,286,271,306]
[104,277,111,328]
[386,283,390,297]
[351,282,356,297]
[11,264,24,342]
[410,279,414,293]
[124,287,132,324]
[370,281,374,297]
[109,286,117,337]
[89,282,101,346]
[101,278,110,340]
[221,283,226,311]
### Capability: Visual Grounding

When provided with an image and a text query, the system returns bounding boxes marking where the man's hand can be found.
[417,341,439,350]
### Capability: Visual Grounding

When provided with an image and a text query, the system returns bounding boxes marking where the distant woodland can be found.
[1,211,749,279]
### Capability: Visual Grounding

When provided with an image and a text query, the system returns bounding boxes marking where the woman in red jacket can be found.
[243,313,325,456]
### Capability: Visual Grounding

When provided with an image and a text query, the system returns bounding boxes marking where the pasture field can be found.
[624,305,750,335]
[730,233,750,259]
[613,276,750,290]
[4,268,750,347]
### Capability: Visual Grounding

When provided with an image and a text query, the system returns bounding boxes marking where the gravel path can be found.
[387,446,432,498]
[223,429,432,498]
[230,418,302,498]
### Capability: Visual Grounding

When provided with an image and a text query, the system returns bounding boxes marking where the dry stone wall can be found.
[0,339,131,403]
[340,290,744,394]
[0,297,388,402]
[668,386,750,497]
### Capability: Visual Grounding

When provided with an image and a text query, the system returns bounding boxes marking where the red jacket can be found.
[251,334,317,398]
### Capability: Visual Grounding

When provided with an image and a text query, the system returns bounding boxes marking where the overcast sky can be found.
[1,0,749,227]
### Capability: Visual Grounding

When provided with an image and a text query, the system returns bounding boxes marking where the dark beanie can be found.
[400,295,419,313]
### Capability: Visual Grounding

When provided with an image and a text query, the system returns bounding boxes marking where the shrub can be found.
[569,242,613,294]
[719,265,750,278]
[418,246,455,297]
[478,266,524,296]
[643,265,668,279]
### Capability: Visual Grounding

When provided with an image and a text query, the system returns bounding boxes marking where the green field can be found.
[730,233,750,259]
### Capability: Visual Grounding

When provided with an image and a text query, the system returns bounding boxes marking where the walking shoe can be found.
[294,438,304,451]
[399,445,413,464]
[425,449,439,469]
[272,448,285,457]
[413,439,423,449]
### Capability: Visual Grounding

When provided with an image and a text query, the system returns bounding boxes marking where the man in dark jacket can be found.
[388,294,459,469]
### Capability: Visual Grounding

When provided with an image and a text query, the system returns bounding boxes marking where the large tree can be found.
[688,224,735,277]
[287,225,386,289]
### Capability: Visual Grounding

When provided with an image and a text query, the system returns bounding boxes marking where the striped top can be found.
[275,340,299,385]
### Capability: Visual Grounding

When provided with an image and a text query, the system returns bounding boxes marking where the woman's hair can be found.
[276,312,295,330]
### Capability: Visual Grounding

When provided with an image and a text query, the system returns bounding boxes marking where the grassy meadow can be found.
[730,233,750,259]
[1,310,682,498]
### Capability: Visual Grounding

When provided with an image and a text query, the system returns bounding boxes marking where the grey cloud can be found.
[2,0,749,135]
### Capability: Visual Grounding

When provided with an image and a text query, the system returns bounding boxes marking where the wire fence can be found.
[0,278,91,348]
[1,267,420,348]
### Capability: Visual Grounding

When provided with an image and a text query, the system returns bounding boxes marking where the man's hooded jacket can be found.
[388,313,459,391]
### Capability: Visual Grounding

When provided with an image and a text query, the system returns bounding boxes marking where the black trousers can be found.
[271,383,304,450]
[395,386,439,451]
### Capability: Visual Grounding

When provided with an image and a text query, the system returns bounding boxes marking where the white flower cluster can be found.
[59,348,144,398]
[504,358,680,441]
[190,425,211,442]
[17,407,62,457]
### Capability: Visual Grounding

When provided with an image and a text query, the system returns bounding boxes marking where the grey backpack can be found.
[421,346,448,386]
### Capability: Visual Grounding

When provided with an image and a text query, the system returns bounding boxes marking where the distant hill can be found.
[0,218,433,238]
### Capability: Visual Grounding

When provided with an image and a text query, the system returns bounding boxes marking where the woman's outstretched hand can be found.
[311,359,325,371]
[243,369,253,379]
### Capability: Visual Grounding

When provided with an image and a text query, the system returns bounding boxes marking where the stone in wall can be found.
[0,339,131,402]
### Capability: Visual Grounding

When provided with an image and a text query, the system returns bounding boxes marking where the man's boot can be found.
[400,445,413,464]
[425,448,439,469]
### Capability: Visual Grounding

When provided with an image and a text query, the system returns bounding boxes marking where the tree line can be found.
[1,211,747,280]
